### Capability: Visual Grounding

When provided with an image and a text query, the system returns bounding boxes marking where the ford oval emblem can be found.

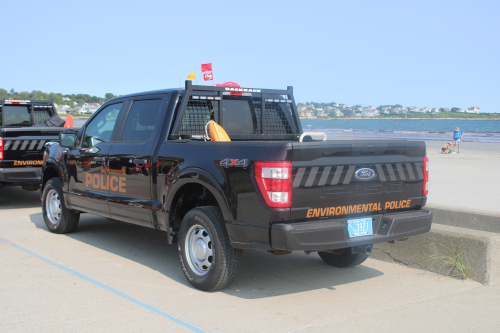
[354,168,376,181]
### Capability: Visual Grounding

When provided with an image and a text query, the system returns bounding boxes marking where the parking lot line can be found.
[0,236,207,333]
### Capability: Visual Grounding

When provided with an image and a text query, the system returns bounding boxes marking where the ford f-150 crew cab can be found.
[41,81,432,291]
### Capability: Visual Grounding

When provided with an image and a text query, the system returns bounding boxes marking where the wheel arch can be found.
[41,162,62,192]
[165,169,232,233]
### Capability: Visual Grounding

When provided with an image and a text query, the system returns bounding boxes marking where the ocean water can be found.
[74,118,500,143]
[301,119,500,143]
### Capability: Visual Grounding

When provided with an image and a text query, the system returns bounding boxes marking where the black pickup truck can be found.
[41,81,432,291]
[0,99,72,191]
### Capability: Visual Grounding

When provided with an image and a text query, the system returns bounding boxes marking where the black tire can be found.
[42,178,80,234]
[177,206,242,291]
[318,248,370,268]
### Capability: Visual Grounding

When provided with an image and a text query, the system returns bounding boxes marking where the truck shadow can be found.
[0,186,40,209]
[29,212,384,299]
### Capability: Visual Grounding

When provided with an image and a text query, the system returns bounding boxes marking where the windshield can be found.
[3,105,31,126]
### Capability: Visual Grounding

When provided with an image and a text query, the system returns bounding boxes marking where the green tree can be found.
[105,93,116,100]
[0,88,8,99]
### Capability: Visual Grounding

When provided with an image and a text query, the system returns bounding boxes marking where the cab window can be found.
[121,99,163,142]
[81,103,123,148]
[3,105,31,126]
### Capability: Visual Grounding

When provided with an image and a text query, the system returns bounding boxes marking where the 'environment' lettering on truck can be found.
[14,160,43,166]
[85,173,126,193]
[306,200,412,218]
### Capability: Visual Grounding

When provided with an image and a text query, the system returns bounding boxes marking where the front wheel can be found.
[42,178,80,234]
[177,206,242,291]
[318,248,370,268]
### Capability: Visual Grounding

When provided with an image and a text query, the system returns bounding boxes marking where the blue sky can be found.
[1,0,498,112]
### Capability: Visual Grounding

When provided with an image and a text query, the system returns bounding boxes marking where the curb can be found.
[428,207,500,233]
[372,224,500,285]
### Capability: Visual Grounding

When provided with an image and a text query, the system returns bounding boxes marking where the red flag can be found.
[203,72,213,81]
[201,63,212,72]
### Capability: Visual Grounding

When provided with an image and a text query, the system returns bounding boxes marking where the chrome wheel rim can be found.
[185,224,213,275]
[46,189,61,225]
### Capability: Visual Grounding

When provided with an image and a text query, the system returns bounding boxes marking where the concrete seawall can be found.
[430,208,500,233]
[372,208,500,285]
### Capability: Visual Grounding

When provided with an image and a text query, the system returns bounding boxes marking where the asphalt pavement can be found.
[1,186,499,333]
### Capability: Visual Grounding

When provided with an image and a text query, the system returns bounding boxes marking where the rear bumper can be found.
[0,167,42,184]
[271,209,433,251]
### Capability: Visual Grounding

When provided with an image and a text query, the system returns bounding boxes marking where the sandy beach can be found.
[330,137,500,216]
[424,140,500,216]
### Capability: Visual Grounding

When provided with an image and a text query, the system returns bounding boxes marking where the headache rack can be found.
[170,81,303,140]
[0,99,56,127]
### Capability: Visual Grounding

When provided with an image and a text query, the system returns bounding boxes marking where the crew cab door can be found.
[106,95,167,227]
[67,102,125,217]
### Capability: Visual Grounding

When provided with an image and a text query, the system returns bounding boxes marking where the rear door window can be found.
[121,99,163,142]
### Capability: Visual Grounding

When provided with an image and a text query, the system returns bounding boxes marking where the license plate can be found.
[347,218,373,238]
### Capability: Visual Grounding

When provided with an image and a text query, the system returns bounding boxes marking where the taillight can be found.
[254,161,292,208]
[422,157,429,196]
[0,138,3,160]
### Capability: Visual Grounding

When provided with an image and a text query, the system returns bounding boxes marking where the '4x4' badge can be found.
[220,159,249,169]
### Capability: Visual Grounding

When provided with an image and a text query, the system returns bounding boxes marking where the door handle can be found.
[133,159,148,165]
[93,157,106,162]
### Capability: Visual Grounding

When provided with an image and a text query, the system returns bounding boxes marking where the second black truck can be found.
[1,99,74,191]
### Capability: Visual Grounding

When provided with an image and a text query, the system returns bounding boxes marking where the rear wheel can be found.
[318,248,370,268]
[42,178,80,234]
[177,206,242,291]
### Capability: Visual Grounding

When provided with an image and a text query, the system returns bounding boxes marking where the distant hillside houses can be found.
[74,102,101,114]
[54,102,102,114]
[296,102,480,118]
[55,104,71,114]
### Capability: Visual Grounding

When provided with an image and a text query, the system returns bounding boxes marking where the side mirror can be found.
[60,132,77,148]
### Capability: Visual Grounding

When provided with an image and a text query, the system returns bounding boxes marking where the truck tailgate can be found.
[290,140,427,221]
[1,128,64,167]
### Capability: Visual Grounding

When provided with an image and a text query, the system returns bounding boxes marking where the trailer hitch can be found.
[353,245,373,255]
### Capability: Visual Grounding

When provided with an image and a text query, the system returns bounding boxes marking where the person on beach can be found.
[453,127,464,153]
[441,142,452,154]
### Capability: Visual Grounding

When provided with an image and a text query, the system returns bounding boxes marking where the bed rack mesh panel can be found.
[174,83,301,138]
[177,97,299,137]
[32,105,53,123]
[178,99,219,136]
[263,100,298,135]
